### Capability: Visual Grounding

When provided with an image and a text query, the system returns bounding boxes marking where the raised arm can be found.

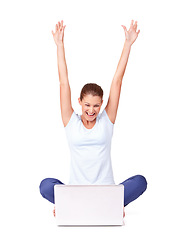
[52,20,74,127]
[105,20,140,124]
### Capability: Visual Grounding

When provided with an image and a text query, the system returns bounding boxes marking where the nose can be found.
[89,106,94,113]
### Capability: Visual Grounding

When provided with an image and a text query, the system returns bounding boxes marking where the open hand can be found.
[121,20,140,46]
[52,20,66,46]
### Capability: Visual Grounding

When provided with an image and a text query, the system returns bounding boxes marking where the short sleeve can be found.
[64,111,76,130]
[103,109,114,126]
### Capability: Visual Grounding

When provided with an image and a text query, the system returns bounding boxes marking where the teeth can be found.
[87,112,95,116]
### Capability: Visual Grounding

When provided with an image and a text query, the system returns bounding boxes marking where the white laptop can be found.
[54,185,124,226]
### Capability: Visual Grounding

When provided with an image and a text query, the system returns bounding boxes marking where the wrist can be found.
[57,43,64,48]
[124,39,132,48]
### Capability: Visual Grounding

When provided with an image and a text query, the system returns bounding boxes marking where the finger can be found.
[130,20,134,28]
[58,20,63,31]
[51,30,54,36]
[63,26,66,38]
[134,21,138,31]
[59,21,64,32]
[137,29,140,35]
[121,25,127,32]
[55,24,58,32]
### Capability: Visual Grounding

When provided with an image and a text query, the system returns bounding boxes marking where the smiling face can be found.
[78,94,103,122]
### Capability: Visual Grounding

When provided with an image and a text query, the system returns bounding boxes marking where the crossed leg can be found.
[39,175,147,217]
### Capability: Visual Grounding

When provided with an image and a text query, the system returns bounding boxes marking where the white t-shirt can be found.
[64,109,115,185]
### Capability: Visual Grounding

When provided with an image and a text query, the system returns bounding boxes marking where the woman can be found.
[40,20,147,217]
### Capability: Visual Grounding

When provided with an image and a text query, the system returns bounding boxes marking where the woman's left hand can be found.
[121,20,140,46]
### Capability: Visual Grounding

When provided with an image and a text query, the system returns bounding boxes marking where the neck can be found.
[81,114,96,126]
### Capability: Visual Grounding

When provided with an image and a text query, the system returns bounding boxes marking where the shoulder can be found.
[64,110,80,129]
[99,109,114,126]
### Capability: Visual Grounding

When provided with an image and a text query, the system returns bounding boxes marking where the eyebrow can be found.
[84,102,100,105]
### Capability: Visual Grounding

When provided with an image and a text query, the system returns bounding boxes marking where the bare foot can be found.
[53,206,56,217]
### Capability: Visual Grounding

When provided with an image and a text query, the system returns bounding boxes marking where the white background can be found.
[0,0,184,239]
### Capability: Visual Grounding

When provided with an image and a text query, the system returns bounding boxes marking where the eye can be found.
[85,104,90,107]
[94,105,100,107]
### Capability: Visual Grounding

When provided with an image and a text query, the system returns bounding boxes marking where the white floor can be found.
[2,181,183,240]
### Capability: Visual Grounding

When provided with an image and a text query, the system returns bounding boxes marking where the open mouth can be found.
[86,112,95,117]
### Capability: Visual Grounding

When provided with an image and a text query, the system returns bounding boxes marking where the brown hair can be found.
[80,83,103,101]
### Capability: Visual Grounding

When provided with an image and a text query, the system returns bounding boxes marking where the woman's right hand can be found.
[52,20,66,46]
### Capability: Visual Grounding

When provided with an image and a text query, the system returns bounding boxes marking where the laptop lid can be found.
[54,185,124,226]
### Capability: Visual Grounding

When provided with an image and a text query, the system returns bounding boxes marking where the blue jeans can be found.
[39,175,147,207]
